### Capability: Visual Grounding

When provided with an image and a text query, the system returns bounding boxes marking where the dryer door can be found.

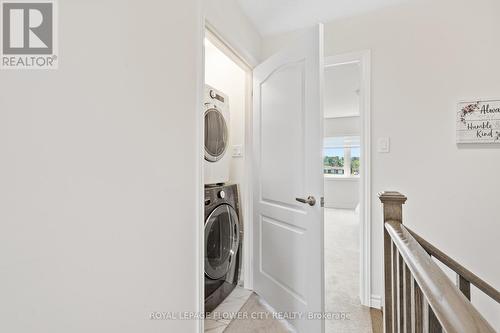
[204,108,228,162]
[204,204,240,280]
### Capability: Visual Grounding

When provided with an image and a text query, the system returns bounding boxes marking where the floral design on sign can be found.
[459,102,480,124]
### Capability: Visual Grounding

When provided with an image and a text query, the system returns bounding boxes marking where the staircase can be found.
[379,192,499,333]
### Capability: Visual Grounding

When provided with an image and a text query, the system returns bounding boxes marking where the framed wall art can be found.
[457,99,500,143]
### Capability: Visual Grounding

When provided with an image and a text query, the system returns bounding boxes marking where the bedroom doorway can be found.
[323,51,373,332]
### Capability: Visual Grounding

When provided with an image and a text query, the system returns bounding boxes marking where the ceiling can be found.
[236,0,409,36]
[324,62,360,118]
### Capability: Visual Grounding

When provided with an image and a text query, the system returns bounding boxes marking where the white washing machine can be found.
[204,85,230,185]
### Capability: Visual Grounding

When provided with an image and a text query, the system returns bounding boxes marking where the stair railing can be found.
[379,191,499,333]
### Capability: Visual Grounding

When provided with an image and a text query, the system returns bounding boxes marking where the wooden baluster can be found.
[392,243,398,332]
[380,191,407,333]
[411,277,423,333]
[385,229,394,333]
[422,301,429,333]
[428,308,442,333]
[404,264,411,333]
[399,254,404,333]
[457,275,471,300]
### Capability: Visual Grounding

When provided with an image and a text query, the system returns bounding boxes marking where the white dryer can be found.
[204,85,230,185]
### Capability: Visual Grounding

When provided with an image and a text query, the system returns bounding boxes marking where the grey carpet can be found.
[324,208,373,333]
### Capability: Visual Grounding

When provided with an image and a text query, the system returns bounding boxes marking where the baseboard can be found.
[370,294,382,309]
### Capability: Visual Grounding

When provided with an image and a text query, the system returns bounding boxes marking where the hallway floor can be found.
[204,287,293,333]
[325,208,373,333]
[205,208,377,332]
[205,286,253,333]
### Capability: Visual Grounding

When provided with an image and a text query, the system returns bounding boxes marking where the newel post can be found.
[379,191,407,333]
[379,191,407,224]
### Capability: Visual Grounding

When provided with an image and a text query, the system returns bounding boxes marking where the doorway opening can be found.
[201,25,373,333]
[201,27,254,332]
[323,51,372,332]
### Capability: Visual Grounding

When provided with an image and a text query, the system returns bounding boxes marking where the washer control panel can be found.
[209,89,225,103]
[204,184,239,217]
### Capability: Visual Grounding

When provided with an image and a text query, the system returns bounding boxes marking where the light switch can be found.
[232,144,243,157]
[377,137,390,153]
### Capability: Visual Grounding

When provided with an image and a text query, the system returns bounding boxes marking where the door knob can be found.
[295,196,316,206]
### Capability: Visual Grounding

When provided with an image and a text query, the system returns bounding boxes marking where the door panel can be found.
[261,62,305,209]
[253,25,324,333]
[261,216,307,300]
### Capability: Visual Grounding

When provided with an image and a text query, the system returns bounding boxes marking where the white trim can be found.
[204,20,258,69]
[324,115,360,120]
[371,294,382,309]
[323,175,360,181]
[205,26,253,73]
[344,146,352,176]
[324,50,372,308]
[197,10,205,333]
[361,50,372,309]
[243,69,254,290]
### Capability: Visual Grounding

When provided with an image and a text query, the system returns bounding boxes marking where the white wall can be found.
[205,0,262,66]
[0,1,202,332]
[264,0,500,326]
[324,178,359,209]
[262,28,308,60]
[324,116,360,137]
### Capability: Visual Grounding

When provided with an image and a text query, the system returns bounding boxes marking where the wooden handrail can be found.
[406,227,500,304]
[379,191,499,333]
[386,221,495,333]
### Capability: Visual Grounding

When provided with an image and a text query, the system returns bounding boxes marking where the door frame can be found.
[197,20,255,332]
[324,50,373,308]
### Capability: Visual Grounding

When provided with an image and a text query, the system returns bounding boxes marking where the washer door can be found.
[205,204,240,280]
[204,108,228,162]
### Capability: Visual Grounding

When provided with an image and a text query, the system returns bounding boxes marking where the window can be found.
[323,137,360,177]
[323,147,344,175]
[351,147,360,176]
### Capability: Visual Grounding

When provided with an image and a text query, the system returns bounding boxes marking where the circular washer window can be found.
[204,204,240,280]
[204,108,228,162]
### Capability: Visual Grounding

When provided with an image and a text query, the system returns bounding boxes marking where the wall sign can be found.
[457,99,500,143]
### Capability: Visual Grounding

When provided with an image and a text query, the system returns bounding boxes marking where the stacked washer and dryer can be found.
[203,86,243,313]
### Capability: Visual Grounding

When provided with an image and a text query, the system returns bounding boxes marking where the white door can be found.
[252,24,324,333]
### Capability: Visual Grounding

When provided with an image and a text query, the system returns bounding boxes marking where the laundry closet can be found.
[201,24,329,333]
[203,33,250,313]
